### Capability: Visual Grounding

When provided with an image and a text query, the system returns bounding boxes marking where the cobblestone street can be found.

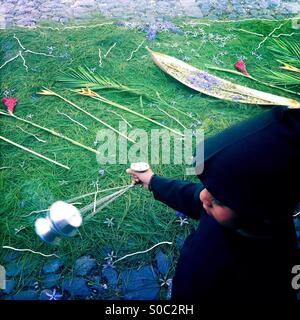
[0,0,300,27]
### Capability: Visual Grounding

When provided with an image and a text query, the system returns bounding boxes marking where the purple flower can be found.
[176,217,189,227]
[141,20,181,41]
[47,46,54,55]
[159,21,182,34]
[98,169,105,176]
[186,75,198,84]
[232,95,243,101]
[186,75,213,91]
[186,71,222,92]
[31,93,38,101]
[182,56,191,62]
[59,52,69,59]
[3,40,14,51]
[168,25,182,34]
[114,21,125,27]
[2,88,16,97]
[175,211,187,219]
[45,288,63,300]
[146,25,158,41]
[196,71,221,85]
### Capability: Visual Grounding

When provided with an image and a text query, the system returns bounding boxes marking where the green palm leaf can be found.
[268,39,300,68]
[260,39,300,88]
[58,67,191,125]
[265,69,300,86]
[58,66,143,95]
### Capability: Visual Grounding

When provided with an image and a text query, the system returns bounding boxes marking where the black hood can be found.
[196,106,300,220]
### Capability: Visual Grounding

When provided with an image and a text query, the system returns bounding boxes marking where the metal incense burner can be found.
[35,201,82,245]
[34,162,149,244]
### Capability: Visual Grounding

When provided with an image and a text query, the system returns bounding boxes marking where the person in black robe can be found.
[127,106,300,302]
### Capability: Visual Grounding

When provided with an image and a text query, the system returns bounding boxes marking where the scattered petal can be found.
[98,169,105,176]
[234,60,250,76]
[2,96,17,114]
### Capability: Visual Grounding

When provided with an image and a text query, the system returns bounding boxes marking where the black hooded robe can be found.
[149,106,300,303]
[150,175,299,302]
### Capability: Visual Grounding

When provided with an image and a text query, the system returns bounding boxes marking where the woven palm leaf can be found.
[147,48,300,108]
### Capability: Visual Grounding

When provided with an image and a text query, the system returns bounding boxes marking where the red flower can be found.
[2,97,17,114]
[234,60,250,76]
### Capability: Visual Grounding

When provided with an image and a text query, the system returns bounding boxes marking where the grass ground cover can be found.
[0,15,299,297]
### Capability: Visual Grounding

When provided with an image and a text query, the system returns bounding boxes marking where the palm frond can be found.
[75,88,185,136]
[268,39,300,68]
[58,67,193,126]
[258,39,300,89]
[37,87,136,143]
[279,62,300,74]
[57,66,142,95]
[261,68,300,86]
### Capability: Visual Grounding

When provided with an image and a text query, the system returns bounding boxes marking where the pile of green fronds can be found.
[264,39,300,88]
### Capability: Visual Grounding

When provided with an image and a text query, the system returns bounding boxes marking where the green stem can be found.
[42,88,136,143]
[0,134,70,170]
[66,184,130,203]
[0,111,99,155]
[207,65,300,97]
[155,92,195,120]
[156,106,187,129]
[89,93,185,137]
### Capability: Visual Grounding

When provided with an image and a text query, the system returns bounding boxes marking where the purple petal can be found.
[175,211,187,218]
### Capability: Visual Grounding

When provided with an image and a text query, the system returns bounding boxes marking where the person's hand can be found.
[126,167,154,189]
